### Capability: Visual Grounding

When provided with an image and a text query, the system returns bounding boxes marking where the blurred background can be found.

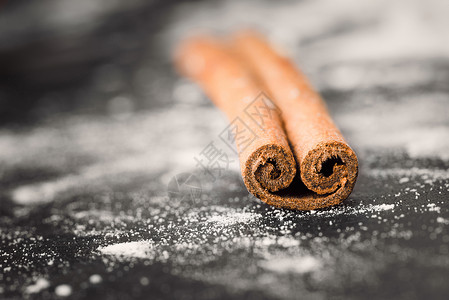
[2,0,449,125]
[1,0,449,299]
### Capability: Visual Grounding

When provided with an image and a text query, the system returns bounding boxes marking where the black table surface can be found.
[1,0,448,299]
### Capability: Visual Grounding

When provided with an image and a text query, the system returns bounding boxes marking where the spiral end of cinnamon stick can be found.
[300,142,358,200]
[243,144,297,198]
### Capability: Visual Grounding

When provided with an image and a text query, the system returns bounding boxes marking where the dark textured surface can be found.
[1,0,448,299]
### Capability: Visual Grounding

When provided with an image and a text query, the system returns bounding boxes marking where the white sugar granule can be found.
[98,241,154,259]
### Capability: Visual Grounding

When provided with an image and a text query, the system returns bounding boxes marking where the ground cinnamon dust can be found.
[175,31,358,210]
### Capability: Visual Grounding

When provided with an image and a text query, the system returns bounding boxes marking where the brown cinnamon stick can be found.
[231,31,359,209]
[175,33,358,210]
[175,37,297,198]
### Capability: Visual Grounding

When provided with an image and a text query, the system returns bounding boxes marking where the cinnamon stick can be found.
[175,33,358,210]
[231,31,359,209]
[175,37,297,198]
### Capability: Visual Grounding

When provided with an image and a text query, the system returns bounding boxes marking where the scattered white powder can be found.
[55,284,72,297]
[368,167,449,179]
[167,0,449,62]
[274,236,301,248]
[336,99,449,161]
[3,107,227,205]
[98,241,154,259]
[73,210,115,223]
[25,278,50,294]
[207,212,260,226]
[369,168,449,190]
[307,203,395,218]
[237,235,300,250]
[373,204,395,211]
[427,204,442,213]
[261,255,321,274]
[11,155,166,205]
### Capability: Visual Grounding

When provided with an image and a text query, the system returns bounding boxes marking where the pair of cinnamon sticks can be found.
[175,31,358,210]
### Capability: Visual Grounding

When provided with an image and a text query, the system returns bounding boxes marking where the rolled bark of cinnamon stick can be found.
[230,31,358,210]
[175,37,297,199]
[175,33,358,210]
